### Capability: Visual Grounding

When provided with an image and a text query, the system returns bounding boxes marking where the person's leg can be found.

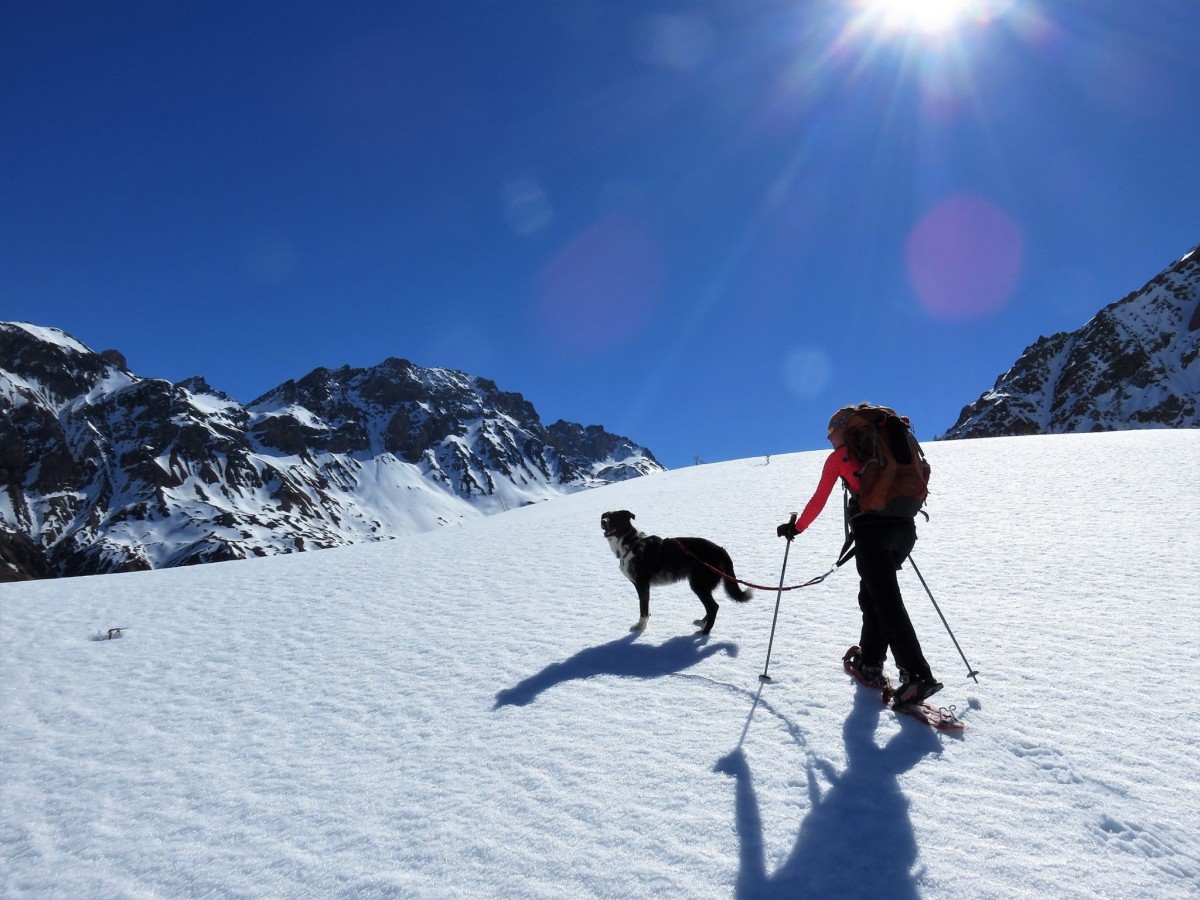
[854,519,930,679]
[856,578,888,667]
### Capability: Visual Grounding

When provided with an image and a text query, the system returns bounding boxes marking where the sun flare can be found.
[858,0,976,36]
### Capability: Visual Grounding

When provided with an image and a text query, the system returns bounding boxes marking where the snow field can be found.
[2,429,1198,898]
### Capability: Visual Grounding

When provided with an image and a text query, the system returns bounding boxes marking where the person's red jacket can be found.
[796,448,860,532]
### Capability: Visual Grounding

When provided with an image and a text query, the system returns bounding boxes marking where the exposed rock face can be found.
[0,323,662,580]
[943,244,1200,439]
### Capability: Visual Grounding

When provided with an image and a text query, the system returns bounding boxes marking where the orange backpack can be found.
[834,405,931,518]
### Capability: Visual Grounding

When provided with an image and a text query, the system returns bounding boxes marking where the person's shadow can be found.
[494,633,737,709]
[715,686,946,899]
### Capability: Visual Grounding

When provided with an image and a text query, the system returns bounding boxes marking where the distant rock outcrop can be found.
[943,244,1199,439]
[0,323,662,580]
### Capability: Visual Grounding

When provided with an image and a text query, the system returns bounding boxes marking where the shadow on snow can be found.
[495,636,948,898]
[493,633,737,709]
[716,685,946,899]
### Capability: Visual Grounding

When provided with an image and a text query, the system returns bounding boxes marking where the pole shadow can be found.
[715,686,944,899]
[494,633,738,709]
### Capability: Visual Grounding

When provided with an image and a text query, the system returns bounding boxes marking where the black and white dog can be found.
[601,510,753,635]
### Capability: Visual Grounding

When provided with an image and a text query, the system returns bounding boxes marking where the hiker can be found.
[777,403,942,706]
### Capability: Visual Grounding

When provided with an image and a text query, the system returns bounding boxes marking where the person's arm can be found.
[795,449,844,533]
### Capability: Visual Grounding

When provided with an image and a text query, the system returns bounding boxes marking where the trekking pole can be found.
[908,554,980,682]
[759,514,797,683]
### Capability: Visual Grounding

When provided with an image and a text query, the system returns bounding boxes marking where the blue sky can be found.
[3,1,1197,468]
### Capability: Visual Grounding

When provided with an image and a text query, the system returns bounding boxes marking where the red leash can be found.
[669,538,843,592]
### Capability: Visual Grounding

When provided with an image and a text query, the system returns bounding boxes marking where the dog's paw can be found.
[629,616,649,632]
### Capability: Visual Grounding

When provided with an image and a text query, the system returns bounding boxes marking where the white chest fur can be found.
[606,531,643,583]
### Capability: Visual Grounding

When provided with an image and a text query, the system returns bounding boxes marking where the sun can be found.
[856,0,978,37]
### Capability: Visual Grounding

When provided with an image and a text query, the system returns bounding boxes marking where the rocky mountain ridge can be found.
[943,243,1199,439]
[0,323,661,580]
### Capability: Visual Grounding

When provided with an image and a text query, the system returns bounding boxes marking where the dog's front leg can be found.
[630,582,651,632]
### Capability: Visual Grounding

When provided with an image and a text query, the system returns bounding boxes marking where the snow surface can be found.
[3,430,1199,898]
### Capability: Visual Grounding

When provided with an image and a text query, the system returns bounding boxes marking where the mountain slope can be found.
[2,431,1197,898]
[943,243,1199,438]
[0,322,661,581]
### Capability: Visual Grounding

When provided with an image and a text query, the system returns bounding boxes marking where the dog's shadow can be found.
[494,633,737,709]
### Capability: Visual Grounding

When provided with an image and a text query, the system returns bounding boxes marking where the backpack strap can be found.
[837,483,857,567]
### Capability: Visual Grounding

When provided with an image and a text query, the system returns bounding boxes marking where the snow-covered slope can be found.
[0,322,662,580]
[944,243,1200,438]
[2,430,1198,898]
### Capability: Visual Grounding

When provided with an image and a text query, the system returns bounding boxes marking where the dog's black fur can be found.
[601,509,752,635]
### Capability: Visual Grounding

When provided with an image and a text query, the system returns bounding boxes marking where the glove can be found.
[776,519,801,541]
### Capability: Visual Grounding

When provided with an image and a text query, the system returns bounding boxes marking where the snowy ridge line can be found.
[944,242,1199,437]
[0,321,663,579]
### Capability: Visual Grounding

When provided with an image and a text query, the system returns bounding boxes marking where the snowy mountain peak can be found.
[0,322,662,580]
[943,243,1200,438]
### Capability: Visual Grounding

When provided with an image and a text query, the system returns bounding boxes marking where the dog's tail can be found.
[722,554,753,603]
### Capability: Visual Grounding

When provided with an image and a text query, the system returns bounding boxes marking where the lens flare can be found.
[636,14,713,71]
[533,215,664,355]
[782,347,833,400]
[502,178,553,237]
[905,193,1023,320]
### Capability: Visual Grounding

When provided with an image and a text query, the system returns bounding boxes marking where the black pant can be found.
[853,516,931,680]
